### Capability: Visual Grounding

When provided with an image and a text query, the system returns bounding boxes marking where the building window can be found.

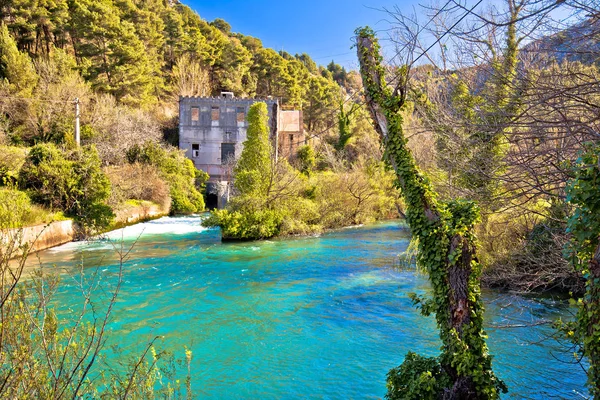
[191,107,199,122]
[211,106,220,121]
[236,107,245,122]
[221,143,235,165]
[224,131,233,141]
[192,143,200,158]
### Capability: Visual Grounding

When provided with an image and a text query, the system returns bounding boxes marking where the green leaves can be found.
[19,143,113,230]
[234,103,272,197]
[564,142,600,396]
[0,24,37,95]
[385,352,450,400]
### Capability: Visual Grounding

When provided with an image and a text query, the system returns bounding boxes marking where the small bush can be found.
[385,352,450,400]
[203,205,282,240]
[0,145,27,185]
[127,142,205,213]
[19,143,113,230]
[296,144,316,176]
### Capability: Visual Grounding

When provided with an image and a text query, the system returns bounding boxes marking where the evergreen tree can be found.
[0,23,37,95]
[68,0,156,107]
[327,60,348,87]
[161,6,185,68]
[253,48,289,98]
[210,18,231,35]
[213,36,253,95]
[296,53,318,74]
[234,102,272,197]
[304,74,340,133]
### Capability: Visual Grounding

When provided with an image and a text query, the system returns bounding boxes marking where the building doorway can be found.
[206,193,218,210]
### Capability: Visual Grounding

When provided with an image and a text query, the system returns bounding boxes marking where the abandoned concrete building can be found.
[179,92,305,209]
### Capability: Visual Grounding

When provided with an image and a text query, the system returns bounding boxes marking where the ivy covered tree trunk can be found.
[588,243,600,398]
[563,143,600,398]
[355,27,505,399]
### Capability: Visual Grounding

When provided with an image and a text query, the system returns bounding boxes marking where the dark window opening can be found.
[221,143,235,165]
[192,143,200,158]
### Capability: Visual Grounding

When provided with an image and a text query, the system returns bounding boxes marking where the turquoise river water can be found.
[29,216,587,399]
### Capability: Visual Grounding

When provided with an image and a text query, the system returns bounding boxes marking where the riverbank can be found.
[5,201,169,256]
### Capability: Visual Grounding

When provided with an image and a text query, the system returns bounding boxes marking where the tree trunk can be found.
[356,26,503,399]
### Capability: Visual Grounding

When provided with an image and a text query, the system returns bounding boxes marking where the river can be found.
[28,216,587,399]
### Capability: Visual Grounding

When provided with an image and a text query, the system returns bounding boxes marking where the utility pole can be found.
[74,98,80,147]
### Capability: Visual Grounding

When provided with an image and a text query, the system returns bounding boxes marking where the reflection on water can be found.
[28,216,587,399]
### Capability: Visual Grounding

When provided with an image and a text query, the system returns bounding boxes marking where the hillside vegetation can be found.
[0,0,392,232]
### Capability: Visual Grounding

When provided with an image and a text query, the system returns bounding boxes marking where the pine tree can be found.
[0,23,37,95]
[68,0,156,107]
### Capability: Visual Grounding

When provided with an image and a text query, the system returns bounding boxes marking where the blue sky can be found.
[183,0,415,70]
[183,0,577,71]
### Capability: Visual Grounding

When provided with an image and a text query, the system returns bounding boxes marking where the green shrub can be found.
[127,141,205,213]
[203,206,282,240]
[385,352,450,400]
[19,143,113,230]
[296,145,316,176]
[0,145,27,185]
[0,188,34,228]
[0,188,58,228]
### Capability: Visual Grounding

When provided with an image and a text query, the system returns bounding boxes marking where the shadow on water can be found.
[27,216,588,399]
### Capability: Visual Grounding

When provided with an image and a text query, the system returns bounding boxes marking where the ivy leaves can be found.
[563,142,600,396]
[356,26,504,399]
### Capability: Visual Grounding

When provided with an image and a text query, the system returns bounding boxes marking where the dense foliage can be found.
[0,0,344,112]
[555,143,600,396]
[19,143,113,229]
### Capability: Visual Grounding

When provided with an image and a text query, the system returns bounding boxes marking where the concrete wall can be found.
[5,220,76,254]
[112,201,169,226]
[3,202,170,256]
[205,181,230,210]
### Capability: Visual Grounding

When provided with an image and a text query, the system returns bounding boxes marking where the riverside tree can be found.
[203,102,284,240]
[19,143,114,231]
[356,27,506,399]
